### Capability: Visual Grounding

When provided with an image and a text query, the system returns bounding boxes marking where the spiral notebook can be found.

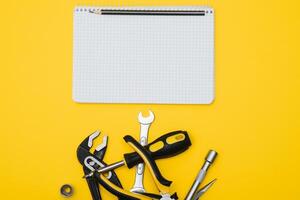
[73,7,214,104]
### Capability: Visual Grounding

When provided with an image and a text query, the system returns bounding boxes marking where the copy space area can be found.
[1,0,299,200]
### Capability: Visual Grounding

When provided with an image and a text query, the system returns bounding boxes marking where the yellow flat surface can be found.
[1,0,300,199]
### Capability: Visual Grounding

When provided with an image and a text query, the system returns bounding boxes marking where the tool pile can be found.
[76,111,218,200]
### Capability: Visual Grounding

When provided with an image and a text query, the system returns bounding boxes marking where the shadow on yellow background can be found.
[1,0,299,199]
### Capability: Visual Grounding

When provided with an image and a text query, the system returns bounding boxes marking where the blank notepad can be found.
[73,7,214,104]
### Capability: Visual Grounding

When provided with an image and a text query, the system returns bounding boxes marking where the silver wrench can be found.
[130,111,155,193]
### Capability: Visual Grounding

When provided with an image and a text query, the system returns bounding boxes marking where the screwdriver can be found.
[84,130,191,178]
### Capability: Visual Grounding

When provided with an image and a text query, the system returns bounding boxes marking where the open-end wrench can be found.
[130,111,155,193]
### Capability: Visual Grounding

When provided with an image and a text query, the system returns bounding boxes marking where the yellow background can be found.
[1,0,299,199]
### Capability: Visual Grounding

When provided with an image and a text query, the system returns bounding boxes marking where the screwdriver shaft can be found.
[97,160,125,173]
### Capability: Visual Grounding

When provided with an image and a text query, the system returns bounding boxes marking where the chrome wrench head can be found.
[138,111,155,125]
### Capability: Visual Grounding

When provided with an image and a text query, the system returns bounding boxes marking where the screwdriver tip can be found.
[82,172,94,179]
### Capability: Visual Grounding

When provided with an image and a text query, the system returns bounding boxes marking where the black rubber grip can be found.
[105,168,127,200]
[123,130,191,168]
[124,135,172,186]
[134,192,162,199]
[95,172,141,200]
[84,168,102,200]
[171,193,179,200]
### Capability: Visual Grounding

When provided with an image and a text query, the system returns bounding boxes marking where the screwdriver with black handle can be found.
[85,130,191,177]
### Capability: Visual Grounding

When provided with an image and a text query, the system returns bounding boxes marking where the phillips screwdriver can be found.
[84,130,191,178]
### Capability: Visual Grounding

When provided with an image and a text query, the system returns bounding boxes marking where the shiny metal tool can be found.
[184,150,218,200]
[131,111,155,193]
[192,179,217,200]
[77,131,124,200]
[87,131,191,200]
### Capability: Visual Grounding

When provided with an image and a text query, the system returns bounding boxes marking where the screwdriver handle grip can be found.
[124,130,191,168]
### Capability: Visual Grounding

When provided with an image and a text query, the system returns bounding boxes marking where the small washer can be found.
[60,184,73,197]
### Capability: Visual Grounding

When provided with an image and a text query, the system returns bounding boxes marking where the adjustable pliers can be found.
[77,131,124,200]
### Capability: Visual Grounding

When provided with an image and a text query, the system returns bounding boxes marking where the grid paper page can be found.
[73,7,214,104]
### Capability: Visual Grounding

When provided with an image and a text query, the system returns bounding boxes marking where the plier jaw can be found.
[77,131,110,176]
[77,131,104,166]
[77,131,125,200]
[77,131,106,200]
